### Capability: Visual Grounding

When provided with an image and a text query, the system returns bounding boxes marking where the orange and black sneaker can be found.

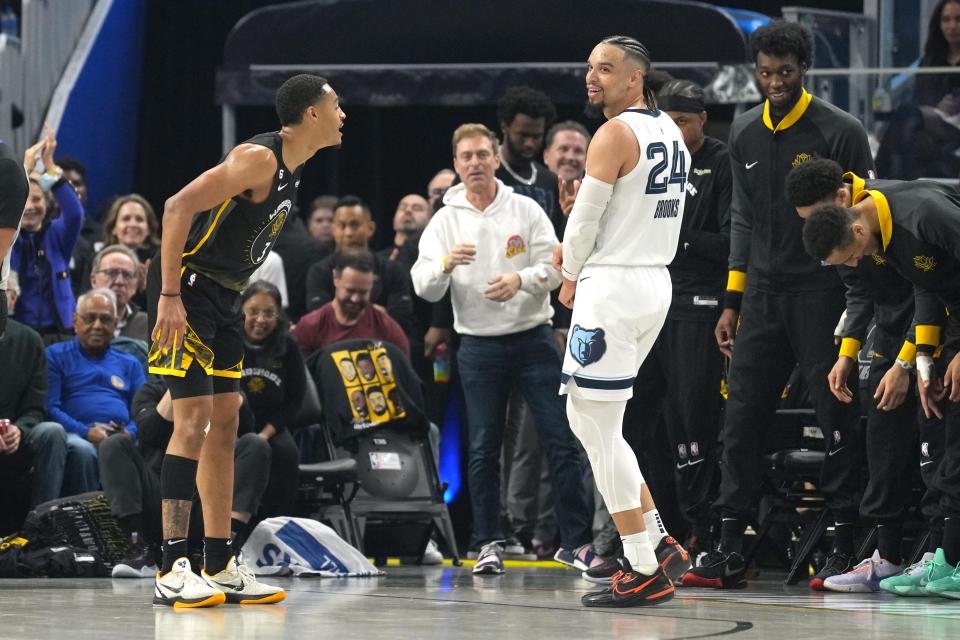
[581,560,675,608]
[655,536,691,583]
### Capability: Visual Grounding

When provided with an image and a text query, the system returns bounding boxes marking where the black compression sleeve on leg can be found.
[161,454,199,501]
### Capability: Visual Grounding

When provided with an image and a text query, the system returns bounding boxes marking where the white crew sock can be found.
[643,508,668,547]
[621,530,659,575]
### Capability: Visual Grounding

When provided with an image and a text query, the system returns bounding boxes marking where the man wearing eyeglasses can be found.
[90,245,148,342]
[45,289,145,463]
[46,289,146,495]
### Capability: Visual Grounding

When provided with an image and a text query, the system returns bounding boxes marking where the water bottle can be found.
[0,6,17,40]
[433,343,450,383]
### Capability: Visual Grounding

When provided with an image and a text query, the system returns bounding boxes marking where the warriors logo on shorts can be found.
[569,325,607,366]
[922,442,930,458]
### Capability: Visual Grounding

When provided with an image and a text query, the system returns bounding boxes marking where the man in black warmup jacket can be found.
[683,21,875,590]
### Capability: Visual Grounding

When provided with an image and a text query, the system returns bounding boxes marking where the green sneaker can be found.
[879,552,936,597]
[924,549,960,599]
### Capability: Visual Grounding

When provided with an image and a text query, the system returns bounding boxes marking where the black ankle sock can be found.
[161,538,188,574]
[943,518,960,566]
[929,527,944,554]
[876,523,902,564]
[833,522,855,556]
[231,518,251,549]
[119,513,145,541]
[718,518,743,555]
[204,537,233,575]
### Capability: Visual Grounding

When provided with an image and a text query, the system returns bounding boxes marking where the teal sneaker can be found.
[924,549,960,599]
[879,552,936,597]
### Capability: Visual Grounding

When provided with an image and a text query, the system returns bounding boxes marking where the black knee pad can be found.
[161,454,199,501]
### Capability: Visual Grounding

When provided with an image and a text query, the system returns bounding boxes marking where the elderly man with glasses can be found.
[90,245,149,342]
[44,288,146,486]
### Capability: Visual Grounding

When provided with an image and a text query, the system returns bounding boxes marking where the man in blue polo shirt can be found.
[46,288,145,487]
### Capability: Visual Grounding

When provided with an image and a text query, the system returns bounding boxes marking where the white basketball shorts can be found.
[560,264,672,401]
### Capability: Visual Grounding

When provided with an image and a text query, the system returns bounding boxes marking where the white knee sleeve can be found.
[566,394,644,513]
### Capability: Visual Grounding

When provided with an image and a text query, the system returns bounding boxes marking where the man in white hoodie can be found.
[412,123,594,576]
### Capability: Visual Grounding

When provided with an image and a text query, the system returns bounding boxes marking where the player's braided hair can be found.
[601,35,657,109]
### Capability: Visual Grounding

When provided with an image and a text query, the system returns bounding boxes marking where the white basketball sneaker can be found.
[153,557,226,608]
[201,556,286,604]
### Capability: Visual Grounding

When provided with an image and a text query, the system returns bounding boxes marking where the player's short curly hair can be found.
[750,20,814,68]
[802,204,857,261]
[497,86,557,128]
[785,158,844,207]
[275,74,330,126]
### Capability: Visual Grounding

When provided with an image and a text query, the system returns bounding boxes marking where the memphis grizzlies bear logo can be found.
[570,325,607,366]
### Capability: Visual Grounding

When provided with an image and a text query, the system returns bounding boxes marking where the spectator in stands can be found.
[60,156,100,299]
[12,127,85,344]
[294,250,410,358]
[56,157,88,207]
[543,121,591,218]
[542,120,590,183]
[239,281,305,518]
[427,169,456,212]
[100,194,159,308]
[877,0,960,178]
[0,279,78,508]
[273,206,332,323]
[380,193,432,266]
[101,378,270,577]
[304,195,415,334]
[307,195,337,248]
[0,138,28,342]
[496,87,563,234]
[89,245,148,342]
[101,194,160,265]
[412,123,594,575]
[45,288,144,486]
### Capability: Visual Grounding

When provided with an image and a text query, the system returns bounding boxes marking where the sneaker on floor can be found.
[880,552,936,597]
[823,549,902,593]
[421,539,443,565]
[924,548,960,599]
[678,550,747,589]
[113,542,159,579]
[502,536,529,557]
[531,538,558,561]
[655,536,692,583]
[154,557,226,608]
[581,559,675,608]
[582,557,626,585]
[472,541,505,575]
[201,556,286,604]
[555,544,603,572]
[810,550,853,591]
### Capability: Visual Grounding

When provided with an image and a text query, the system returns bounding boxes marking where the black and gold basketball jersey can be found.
[182,132,302,291]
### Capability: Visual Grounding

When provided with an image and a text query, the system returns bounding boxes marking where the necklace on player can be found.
[500,158,537,186]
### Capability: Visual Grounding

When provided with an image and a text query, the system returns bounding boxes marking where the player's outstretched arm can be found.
[152,144,276,351]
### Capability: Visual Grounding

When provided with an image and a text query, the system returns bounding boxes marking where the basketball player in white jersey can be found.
[554,35,689,607]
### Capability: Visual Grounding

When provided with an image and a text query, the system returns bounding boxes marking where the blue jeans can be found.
[457,324,592,549]
[25,421,67,506]
[63,432,99,497]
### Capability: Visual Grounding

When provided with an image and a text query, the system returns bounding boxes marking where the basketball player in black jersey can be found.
[148,74,345,607]
[0,139,29,339]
